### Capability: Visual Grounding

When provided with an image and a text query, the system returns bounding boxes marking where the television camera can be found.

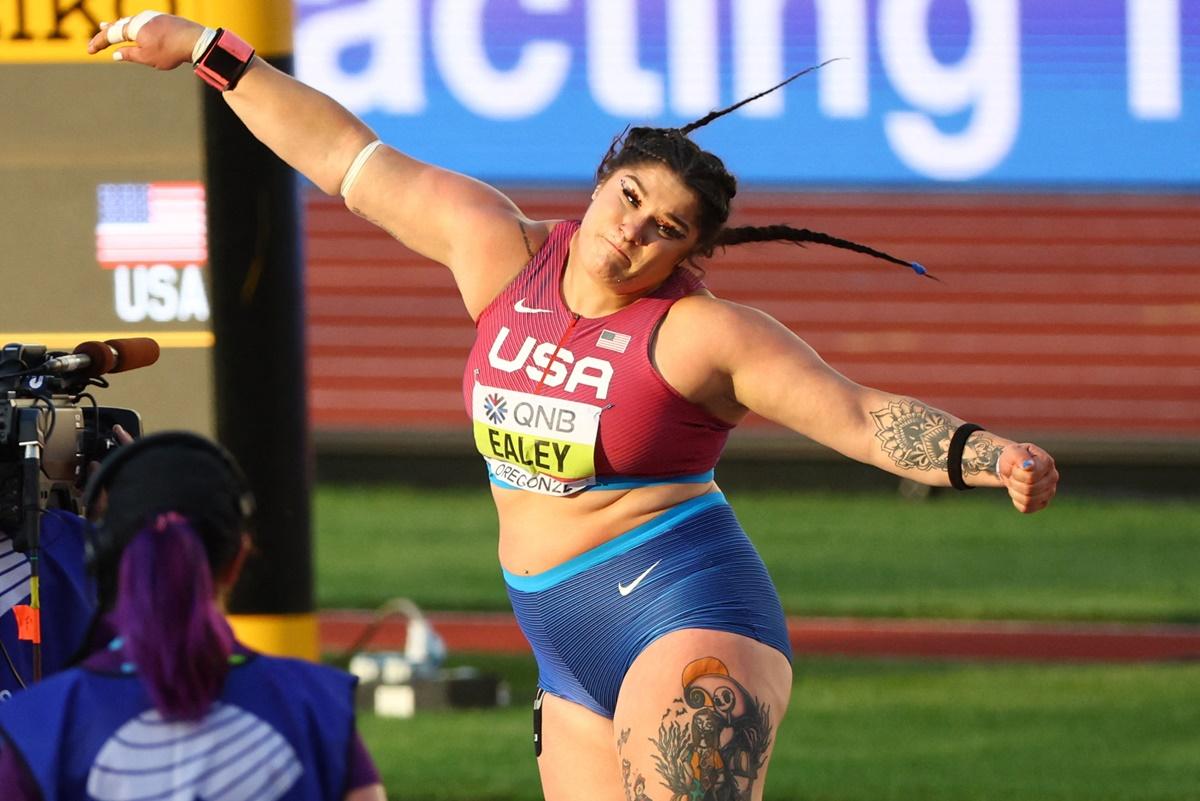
[0,339,158,553]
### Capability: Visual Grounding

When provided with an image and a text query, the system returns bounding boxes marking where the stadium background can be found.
[1,0,1195,473]
[293,0,1198,488]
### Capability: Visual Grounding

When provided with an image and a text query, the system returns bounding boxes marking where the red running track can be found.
[320,611,1200,662]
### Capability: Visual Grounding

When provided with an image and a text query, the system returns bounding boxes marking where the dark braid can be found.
[714,226,933,279]
[594,61,933,280]
[679,59,840,135]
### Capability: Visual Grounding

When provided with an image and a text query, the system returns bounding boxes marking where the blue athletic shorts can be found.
[504,492,792,718]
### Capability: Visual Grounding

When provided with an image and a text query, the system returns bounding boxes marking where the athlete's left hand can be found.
[86,11,204,71]
[997,443,1058,514]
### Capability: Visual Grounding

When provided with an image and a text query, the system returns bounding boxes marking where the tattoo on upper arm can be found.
[518,220,535,259]
[870,399,953,471]
[643,657,772,801]
[352,206,403,241]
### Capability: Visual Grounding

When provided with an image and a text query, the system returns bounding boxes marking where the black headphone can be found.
[82,431,256,599]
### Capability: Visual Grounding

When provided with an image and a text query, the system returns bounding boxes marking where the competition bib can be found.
[471,383,601,496]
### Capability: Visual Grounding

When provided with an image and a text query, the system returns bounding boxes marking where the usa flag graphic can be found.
[596,329,631,354]
[96,183,207,268]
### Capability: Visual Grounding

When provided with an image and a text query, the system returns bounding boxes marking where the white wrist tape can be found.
[105,10,162,45]
[339,139,384,198]
[192,27,218,64]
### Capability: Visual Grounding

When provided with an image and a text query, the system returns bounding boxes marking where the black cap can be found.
[84,432,255,603]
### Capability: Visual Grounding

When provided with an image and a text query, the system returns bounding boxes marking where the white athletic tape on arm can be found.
[339,140,384,199]
[192,27,218,64]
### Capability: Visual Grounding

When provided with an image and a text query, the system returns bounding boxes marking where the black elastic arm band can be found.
[947,423,985,490]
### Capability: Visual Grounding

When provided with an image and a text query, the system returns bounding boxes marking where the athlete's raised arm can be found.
[87,12,538,315]
[658,295,1059,513]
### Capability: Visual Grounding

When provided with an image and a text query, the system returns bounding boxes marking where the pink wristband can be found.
[193,28,255,92]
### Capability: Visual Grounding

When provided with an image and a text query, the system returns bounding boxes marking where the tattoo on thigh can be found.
[645,657,773,801]
[618,728,655,801]
[870,399,953,472]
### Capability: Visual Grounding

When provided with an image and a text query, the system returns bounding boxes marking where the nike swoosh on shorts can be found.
[618,559,661,596]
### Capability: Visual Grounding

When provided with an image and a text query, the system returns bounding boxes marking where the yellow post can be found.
[193,0,292,60]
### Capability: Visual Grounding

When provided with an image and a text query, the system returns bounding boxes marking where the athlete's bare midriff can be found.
[494,480,719,576]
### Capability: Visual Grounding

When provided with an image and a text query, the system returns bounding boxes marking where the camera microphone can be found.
[41,338,161,379]
[105,338,160,373]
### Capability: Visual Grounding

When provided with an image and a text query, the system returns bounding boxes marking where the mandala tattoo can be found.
[870,399,953,471]
[871,400,1007,481]
[649,657,773,801]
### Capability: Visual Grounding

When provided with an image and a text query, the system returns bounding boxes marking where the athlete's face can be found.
[574,162,702,298]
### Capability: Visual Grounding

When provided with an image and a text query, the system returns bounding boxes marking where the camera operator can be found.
[0,338,165,694]
[0,432,386,801]
[0,425,136,697]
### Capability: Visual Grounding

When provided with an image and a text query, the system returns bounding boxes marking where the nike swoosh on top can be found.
[514,298,553,314]
[618,559,662,596]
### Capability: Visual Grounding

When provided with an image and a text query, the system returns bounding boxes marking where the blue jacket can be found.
[0,510,95,698]
[0,648,356,801]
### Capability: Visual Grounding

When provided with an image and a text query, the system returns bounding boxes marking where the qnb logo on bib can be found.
[87,703,303,801]
[472,384,601,496]
[488,326,614,400]
[483,393,508,424]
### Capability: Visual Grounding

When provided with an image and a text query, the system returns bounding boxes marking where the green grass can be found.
[315,486,1200,622]
[318,486,1200,799]
[359,653,1200,801]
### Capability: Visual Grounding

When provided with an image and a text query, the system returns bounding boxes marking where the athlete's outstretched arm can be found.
[87,13,538,313]
[661,296,1058,513]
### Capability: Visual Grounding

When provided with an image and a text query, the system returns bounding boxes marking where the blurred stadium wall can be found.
[295,2,1198,494]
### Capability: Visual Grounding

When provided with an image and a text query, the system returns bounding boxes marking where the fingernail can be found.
[113,51,123,61]
[1022,459,1034,469]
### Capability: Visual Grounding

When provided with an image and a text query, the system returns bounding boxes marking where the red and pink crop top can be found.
[463,221,733,496]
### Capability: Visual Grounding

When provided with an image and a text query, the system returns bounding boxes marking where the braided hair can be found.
[594,61,932,280]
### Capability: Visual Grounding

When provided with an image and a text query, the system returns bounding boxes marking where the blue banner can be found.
[294,0,1199,186]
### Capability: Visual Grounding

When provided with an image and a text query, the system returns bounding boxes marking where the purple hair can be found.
[113,512,233,721]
